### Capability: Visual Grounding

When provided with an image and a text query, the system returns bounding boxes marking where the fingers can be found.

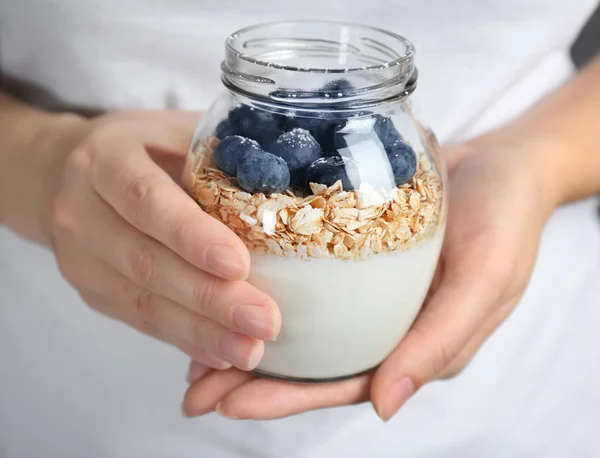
[217,375,372,420]
[84,121,250,281]
[80,188,280,341]
[182,369,254,417]
[80,293,230,371]
[371,254,502,421]
[184,372,372,420]
[70,257,264,371]
[186,361,213,384]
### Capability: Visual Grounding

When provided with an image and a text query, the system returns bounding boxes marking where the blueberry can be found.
[386,140,417,185]
[237,151,291,195]
[284,114,327,138]
[284,114,334,152]
[386,128,403,145]
[270,128,323,186]
[228,105,283,146]
[373,115,392,142]
[215,119,236,140]
[373,114,403,146]
[305,156,355,191]
[213,135,262,176]
[320,79,355,96]
[287,112,349,154]
[227,105,252,128]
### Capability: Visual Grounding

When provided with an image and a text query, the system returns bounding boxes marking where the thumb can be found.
[130,110,202,154]
[442,143,475,174]
[133,110,203,182]
[370,253,502,421]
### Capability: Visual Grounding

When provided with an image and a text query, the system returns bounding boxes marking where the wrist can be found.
[34,113,90,246]
[464,127,569,217]
[0,107,88,246]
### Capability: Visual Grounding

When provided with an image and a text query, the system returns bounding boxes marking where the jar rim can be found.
[222,21,417,108]
[225,20,415,74]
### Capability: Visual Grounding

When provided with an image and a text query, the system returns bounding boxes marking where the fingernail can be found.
[377,377,415,422]
[205,244,247,279]
[186,361,210,384]
[217,332,264,370]
[233,304,279,341]
[215,402,239,419]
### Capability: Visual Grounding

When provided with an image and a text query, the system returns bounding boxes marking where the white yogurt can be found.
[248,231,444,380]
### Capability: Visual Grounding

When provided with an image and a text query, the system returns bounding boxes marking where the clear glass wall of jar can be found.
[184,21,447,382]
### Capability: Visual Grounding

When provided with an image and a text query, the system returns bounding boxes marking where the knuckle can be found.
[406,326,459,381]
[122,175,161,228]
[195,279,221,318]
[132,289,156,321]
[439,354,469,379]
[65,147,93,175]
[51,195,78,240]
[128,244,158,286]
[430,340,458,377]
[128,289,161,338]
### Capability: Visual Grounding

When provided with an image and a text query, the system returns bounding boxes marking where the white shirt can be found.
[1,1,599,457]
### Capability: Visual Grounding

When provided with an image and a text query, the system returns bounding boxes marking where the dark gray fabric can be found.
[571,3,600,68]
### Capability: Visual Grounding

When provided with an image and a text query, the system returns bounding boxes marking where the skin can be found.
[1,55,600,422]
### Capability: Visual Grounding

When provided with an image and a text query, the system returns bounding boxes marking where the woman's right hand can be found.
[37,110,281,371]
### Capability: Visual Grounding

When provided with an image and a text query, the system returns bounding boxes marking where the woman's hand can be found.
[32,110,281,371]
[181,135,559,420]
[181,55,600,420]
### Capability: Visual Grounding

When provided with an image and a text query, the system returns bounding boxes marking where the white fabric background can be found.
[0,1,599,457]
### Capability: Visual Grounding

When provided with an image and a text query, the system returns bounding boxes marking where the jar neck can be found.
[221,22,418,110]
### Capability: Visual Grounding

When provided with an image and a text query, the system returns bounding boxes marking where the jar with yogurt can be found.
[183,21,447,382]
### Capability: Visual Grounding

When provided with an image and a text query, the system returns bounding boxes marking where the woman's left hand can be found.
[181,134,560,421]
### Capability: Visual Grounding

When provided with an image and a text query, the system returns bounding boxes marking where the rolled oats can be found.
[188,138,443,260]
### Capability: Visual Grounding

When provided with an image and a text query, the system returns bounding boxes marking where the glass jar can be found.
[184,21,447,382]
